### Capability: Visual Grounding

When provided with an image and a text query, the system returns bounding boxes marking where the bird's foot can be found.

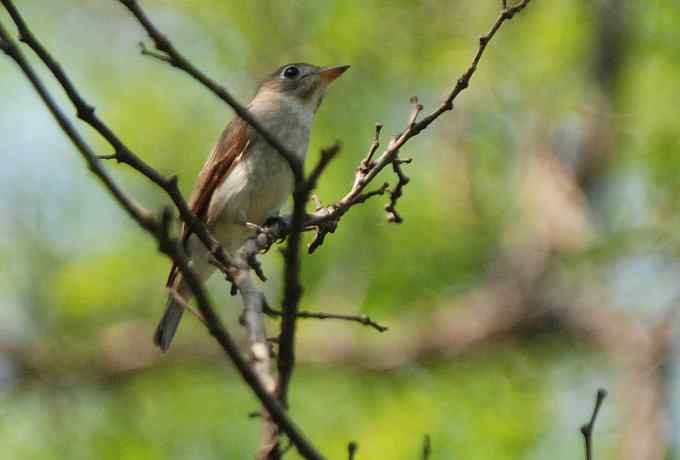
[263,215,290,237]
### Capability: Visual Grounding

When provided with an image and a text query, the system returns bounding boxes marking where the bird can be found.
[154,63,350,352]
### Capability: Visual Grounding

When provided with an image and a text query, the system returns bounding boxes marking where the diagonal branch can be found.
[277,0,531,406]
[0,17,324,460]
[116,0,303,183]
[301,0,532,252]
[0,0,235,280]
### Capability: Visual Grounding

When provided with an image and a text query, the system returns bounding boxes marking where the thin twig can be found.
[138,41,171,63]
[359,123,383,175]
[298,0,532,250]
[117,0,303,182]
[355,182,390,204]
[0,14,324,460]
[385,157,410,223]
[580,388,608,460]
[348,442,358,460]
[265,307,388,333]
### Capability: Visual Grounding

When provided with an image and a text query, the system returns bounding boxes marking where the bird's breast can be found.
[209,94,314,250]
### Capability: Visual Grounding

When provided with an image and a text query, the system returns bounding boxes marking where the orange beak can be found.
[318,65,350,84]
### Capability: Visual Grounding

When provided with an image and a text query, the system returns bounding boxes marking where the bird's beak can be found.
[318,65,350,85]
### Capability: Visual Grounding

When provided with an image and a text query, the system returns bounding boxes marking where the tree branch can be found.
[300,0,532,251]
[113,0,532,412]
[265,307,388,333]
[0,0,236,281]
[276,143,341,405]
[116,0,303,182]
[580,388,608,460]
[347,442,358,460]
[113,0,347,413]
[232,269,281,460]
[0,16,324,460]
[2,0,533,455]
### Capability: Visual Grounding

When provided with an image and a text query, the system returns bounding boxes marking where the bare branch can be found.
[385,157,410,223]
[265,307,388,333]
[306,143,342,192]
[580,388,608,460]
[359,123,383,175]
[138,40,172,63]
[0,0,235,279]
[115,0,532,416]
[298,0,532,249]
[348,442,358,460]
[117,0,303,183]
[113,0,347,412]
[355,182,390,204]
[277,143,342,405]
[0,17,154,233]
[0,12,324,460]
[2,0,533,456]
[412,0,532,134]
[232,268,280,460]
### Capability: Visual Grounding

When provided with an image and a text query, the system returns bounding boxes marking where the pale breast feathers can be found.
[166,117,250,286]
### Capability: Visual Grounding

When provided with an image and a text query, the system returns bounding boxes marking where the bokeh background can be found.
[1,1,679,459]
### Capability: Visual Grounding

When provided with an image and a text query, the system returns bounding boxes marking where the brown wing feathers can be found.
[166,117,251,287]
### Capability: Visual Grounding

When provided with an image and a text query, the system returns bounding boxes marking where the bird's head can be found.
[255,63,350,112]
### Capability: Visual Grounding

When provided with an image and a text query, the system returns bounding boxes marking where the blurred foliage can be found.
[1,0,679,459]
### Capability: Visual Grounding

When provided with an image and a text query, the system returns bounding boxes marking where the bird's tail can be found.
[154,275,190,352]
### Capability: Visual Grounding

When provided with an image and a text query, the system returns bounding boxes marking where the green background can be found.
[0,1,678,459]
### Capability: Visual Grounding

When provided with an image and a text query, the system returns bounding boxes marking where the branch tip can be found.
[348,442,358,460]
[580,387,608,460]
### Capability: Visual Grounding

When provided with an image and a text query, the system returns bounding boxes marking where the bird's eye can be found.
[282,66,300,79]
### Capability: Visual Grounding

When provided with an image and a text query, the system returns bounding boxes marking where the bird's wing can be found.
[166,117,251,287]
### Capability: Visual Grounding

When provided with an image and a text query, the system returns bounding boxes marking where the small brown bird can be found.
[155,63,350,351]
